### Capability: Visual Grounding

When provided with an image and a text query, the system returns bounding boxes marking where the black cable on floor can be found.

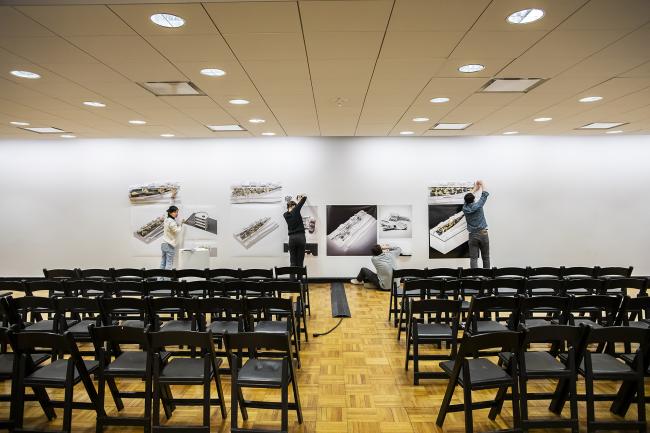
[313,317,344,337]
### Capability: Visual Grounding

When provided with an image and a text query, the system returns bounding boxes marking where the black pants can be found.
[356,267,381,288]
[288,232,306,267]
[469,229,490,269]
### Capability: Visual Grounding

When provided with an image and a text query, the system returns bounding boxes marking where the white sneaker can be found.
[350,279,362,285]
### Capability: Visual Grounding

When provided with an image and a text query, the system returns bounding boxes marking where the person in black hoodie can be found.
[284,194,307,267]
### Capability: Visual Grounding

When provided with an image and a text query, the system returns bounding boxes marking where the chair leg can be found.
[569,370,579,433]
[32,386,56,421]
[404,326,411,372]
[463,383,474,433]
[152,376,160,432]
[584,373,595,433]
[436,375,456,426]
[388,290,394,323]
[281,380,289,433]
[231,360,239,431]
[106,377,124,411]
[13,355,26,430]
[511,366,521,432]
[637,370,646,433]
[62,377,74,433]
[203,379,210,429]
[413,337,420,386]
[291,376,303,424]
[519,376,528,429]
[96,373,105,433]
[213,369,227,418]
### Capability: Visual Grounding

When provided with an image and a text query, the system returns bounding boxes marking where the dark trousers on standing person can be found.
[288,232,306,267]
[356,267,381,288]
[469,229,490,269]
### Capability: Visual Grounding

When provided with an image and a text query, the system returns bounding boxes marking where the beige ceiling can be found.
[0,0,649,138]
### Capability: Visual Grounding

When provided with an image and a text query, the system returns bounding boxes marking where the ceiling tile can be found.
[204,2,301,34]
[389,0,491,32]
[18,5,133,36]
[300,0,393,32]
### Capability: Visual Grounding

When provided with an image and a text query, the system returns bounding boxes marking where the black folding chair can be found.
[42,268,79,281]
[425,267,461,279]
[148,296,197,333]
[464,295,519,336]
[493,267,528,279]
[239,268,274,281]
[262,280,309,344]
[144,269,176,282]
[111,268,145,282]
[436,331,522,433]
[561,278,602,296]
[78,268,113,282]
[111,280,146,297]
[389,269,428,326]
[149,330,227,432]
[11,331,103,433]
[57,296,103,352]
[405,298,462,383]
[526,266,562,280]
[524,278,563,297]
[27,280,69,298]
[100,296,150,329]
[246,297,300,367]
[566,295,621,329]
[205,268,241,281]
[185,280,214,298]
[175,268,207,281]
[484,278,525,296]
[147,280,183,298]
[66,279,108,297]
[196,297,246,373]
[225,332,303,433]
[397,278,446,340]
[595,266,633,280]
[275,266,311,316]
[90,324,170,433]
[517,296,569,328]
[561,266,595,280]
[7,296,61,333]
[459,268,494,279]
[601,277,647,297]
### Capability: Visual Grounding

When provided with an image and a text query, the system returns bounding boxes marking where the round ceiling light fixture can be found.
[534,117,552,122]
[261,132,276,136]
[503,131,519,135]
[10,70,41,79]
[430,97,450,104]
[458,64,485,73]
[150,13,185,28]
[129,120,147,125]
[83,101,106,108]
[200,68,226,77]
[249,118,265,124]
[507,8,545,24]
[579,96,603,103]
[400,131,415,135]
[160,133,175,138]
[229,99,250,105]
[412,117,429,122]
[60,134,76,138]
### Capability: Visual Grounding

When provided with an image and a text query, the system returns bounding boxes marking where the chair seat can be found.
[578,353,634,377]
[494,288,518,295]
[188,290,205,297]
[626,321,650,329]
[0,353,49,376]
[149,290,173,297]
[121,319,145,328]
[24,319,75,332]
[254,321,289,334]
[159,357,222,383]
[440,358,512,388]
[522,352,569,374]
[468,320,509,334]
[566,289,591,295]
[84,290,105,296]
[416,323,453,338]
[160,320,193,332]
[528,289,556,296]
[238,359,285,386]
[25,359,99,386]
[208,320,239,335]
[619,353,650,373]
[67,319,98,336]
[521,318,556,328]
[461,300,470,311]
[573,318,602,329]
[106,351,170,376]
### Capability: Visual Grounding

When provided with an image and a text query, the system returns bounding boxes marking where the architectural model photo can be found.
[428,205,470,258]
[233,217,279,249]
[133,216,164,243]
[378,205,413,255]
[428,182,474,205]
[184,211,218,236]
[326,205,377,256]
[230,182,283,204]
[129,182,179,203]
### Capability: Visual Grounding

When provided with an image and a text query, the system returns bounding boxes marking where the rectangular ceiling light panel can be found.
[481,78,543,93]
[578,122,626,129]
[140,81,203,96]
[432,123,472,130]
[207,124,245,131]
[22,127,66,134]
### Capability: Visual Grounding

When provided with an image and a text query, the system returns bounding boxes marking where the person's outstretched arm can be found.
[294,195,307,213]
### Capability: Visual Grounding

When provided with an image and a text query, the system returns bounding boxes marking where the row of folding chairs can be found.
[404,294,650,384]
[433,325,650,433]
[0,326,301,433]
[393,277,648,336]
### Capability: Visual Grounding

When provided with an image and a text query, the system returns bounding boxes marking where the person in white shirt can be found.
[160,205,183,270]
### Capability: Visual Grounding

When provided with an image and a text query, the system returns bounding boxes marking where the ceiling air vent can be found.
[480,78,544,93]
[139,81,204,96]
[22,127,67,134]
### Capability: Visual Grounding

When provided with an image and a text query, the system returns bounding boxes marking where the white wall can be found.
[1,135,649,277]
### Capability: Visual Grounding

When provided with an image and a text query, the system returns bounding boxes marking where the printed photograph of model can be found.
[129,182,179,203]
[326,205,377,256]
[184,211,218,236]
[428,205,470,258]
[134,216,164,243]
[428,182,474,205]
[233,217,279,249]
[377,205,412,238]
[230,182,283,203]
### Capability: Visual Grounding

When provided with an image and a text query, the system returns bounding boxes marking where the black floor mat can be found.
[330,282,351,318]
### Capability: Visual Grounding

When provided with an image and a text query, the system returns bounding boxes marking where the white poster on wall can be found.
[229,205,284,257]
[183,205,218,240]
[378,205,412,256]
[230,181,283,204]
[128,181,180,203]
[130,204,169,257]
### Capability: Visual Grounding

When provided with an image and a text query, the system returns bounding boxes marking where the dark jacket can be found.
[284,196,307,235]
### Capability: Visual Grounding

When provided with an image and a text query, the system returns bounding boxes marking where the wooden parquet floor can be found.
[0,283,647,432]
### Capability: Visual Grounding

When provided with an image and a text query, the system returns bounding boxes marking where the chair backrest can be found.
[259,280,303,296]
[78,268,113,281]
[26,280,68,297]
[410,298,462,315]
[524,278,563,296]
[568,295,622,326]
[527,266,562,279]
[205,268,241,280]
[392,268,428,282]
[517,296,569,324]
[8,296,58,329]
[12,330,77,355]
[465,295,519,333]
[111,281,146,297]
[562,278,602,295]
[194,297,246,315]
[618,295,650,325]
[604,277,647,295]
[0,280,30,296]
[149,330,214,353]
[148,296,196,315]
[111,268,145,281]
[585,325,648,347]
[459,268,494,279]
[459,278,486,296]
[146,280,183,297]
[595,266,633,279]
[274,266,307,280]
[483,278,525,296]
[493,267,528,279]
[239,268,274,280]
[561,266,595,279]
[89,324,149,348]
[66,280,107,297]
[175,268,207,280]
[184,280,214,297]
[143,269,176,281]
[224,331,291,353]
[457,330,522,358]
[42,268,78,280]
[57,296,101,315]
[403,278,448,299]
[99,296,149,326]
[425,267,460,279]
[245,297,293,319]
[522,324,584,348]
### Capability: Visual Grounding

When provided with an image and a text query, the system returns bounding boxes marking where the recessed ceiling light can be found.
[160,133,175,137]
[503,131,519,135]
[579,96,603,103]
[578,122,625,130]
[150,13,185,28]
[128,120,147,125]
[229,99,249,105]
[249,118,265,124]
[481,78,543,93]
[200,68,226,77]
[458,64,485,73]
[605,130,624,134]
[207,124,245,131]
[60,134,76,138]
[432,123,472,130]
[430,97,450,104]
[506,8,545,24]
[10,121,29,126]
[261,132,276,136]
[400,131,415,135]
[534,117,552,122]
[83,101,106,108]
[10,70,40,79]
[412,117,429,122]
[22,127,66,134]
